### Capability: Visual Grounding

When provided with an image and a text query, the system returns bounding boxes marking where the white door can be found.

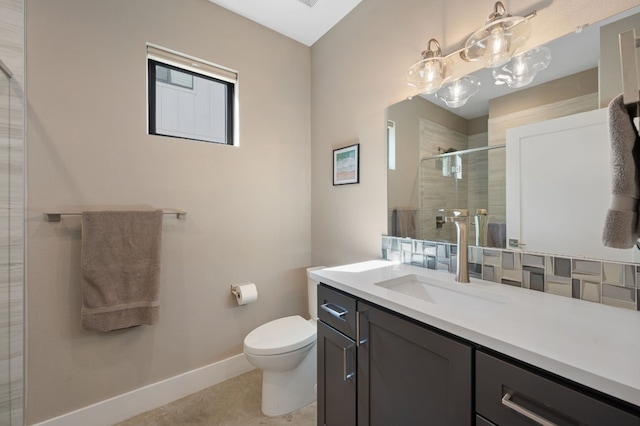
[506,108,640,263]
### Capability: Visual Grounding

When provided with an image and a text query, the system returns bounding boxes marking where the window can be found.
[387,120,396,170]
[147,45,238,145]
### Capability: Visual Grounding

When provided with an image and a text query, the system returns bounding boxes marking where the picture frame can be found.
[333,143,360,185]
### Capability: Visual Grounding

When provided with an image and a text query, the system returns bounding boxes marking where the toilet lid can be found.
[244,315,316,356]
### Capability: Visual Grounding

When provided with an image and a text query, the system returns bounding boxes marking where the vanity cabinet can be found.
[318,283,640,425]
[317,284,473,425]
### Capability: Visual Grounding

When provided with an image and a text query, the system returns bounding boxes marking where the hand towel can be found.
[487,222,506,249]
[602,94,640,249]
[392,208,417,239]
[81,210,163,332]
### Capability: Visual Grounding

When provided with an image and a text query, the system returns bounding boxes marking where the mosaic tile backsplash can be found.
[381,236,640,311]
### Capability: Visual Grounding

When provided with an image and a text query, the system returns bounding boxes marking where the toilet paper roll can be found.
[233,282,258,305]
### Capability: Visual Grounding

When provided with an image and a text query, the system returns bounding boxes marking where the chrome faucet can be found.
[439,209,470,283]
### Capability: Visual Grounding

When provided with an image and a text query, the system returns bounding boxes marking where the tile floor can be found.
[116,369,317,425]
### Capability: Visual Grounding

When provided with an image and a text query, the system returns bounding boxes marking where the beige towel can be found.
[81,210,163,332]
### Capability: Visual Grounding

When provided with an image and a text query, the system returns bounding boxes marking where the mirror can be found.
[387,5,640,262]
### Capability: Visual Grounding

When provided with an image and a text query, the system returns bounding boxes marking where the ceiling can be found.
[207,0,363,46]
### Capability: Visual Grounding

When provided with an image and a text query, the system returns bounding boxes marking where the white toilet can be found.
[243,267,323,417]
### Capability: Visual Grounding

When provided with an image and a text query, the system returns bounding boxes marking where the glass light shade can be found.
[463,16,532,68]
[435,76,481,108]
[492,46,551,88]
[407,56,453,94]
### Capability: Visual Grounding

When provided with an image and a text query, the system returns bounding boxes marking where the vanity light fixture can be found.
[462,1,537,68]
[492,46,551,88]
[406,2,539,105]
[407,39,453,94]
[435,76,481,108]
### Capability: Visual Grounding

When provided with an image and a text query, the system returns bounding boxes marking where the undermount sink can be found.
[375,274,510,315]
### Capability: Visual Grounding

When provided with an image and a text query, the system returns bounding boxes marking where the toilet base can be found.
[261,343,317,416]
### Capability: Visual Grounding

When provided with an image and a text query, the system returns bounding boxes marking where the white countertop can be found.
[310,260,640,407]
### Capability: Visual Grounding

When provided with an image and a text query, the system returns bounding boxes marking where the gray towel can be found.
[81,210,163,332]
[392,208,417,238]
[487,222,506,248]
[602,94,640,249]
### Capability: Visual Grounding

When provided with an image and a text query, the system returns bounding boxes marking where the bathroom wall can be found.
[26,0,310,423]
[310,0,640,268]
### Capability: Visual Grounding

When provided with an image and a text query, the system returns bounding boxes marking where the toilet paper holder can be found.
[230,282,258,305]
[230,284,242,298]
[231,282,253,297]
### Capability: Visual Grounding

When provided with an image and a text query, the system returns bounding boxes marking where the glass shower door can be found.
[0,58,14,424]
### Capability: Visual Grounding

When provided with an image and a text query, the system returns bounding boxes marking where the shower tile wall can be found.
[418,118,488,243]
[382,236,640,312]
[0,0,24,424]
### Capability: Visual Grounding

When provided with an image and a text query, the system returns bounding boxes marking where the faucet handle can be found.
[438,208,468,217]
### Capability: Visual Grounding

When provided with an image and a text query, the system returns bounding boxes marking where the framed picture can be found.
[333,143,360,185]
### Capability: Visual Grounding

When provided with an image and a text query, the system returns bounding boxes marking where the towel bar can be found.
[44,209,187,222]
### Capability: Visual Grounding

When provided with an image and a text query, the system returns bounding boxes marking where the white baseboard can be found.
[31,353,254,426]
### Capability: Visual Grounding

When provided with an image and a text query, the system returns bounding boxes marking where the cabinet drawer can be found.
[317,284,357,340]
[476,351,640,426]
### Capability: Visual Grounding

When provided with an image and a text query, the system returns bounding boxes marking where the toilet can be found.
[243,266,323,417]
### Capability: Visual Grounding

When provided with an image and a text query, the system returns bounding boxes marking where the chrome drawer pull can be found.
[343,346,355,381]
[501,391,558,426]
[356,310,367,346]
[321,303,348,321]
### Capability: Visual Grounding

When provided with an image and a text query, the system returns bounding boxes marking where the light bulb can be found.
[486,26,511,67]
[492,46,551,88]
[407,38,453,94]
[423,62,439,82]
[462,2,534,68]
[407,56,452,94]
[452,81,461,97]
[435,76,481,108]
[512,56,527,78]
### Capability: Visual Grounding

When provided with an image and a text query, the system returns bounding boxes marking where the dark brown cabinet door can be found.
[357,302,473,426]
[317,320,356,426]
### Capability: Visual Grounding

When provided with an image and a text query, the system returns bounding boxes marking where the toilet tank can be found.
[306,266,325,319]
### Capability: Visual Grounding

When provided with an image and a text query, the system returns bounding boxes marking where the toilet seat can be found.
[244,315,316,356]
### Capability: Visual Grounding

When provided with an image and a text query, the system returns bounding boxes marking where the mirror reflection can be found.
[418,145,505,248]
[387,6,640,262]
